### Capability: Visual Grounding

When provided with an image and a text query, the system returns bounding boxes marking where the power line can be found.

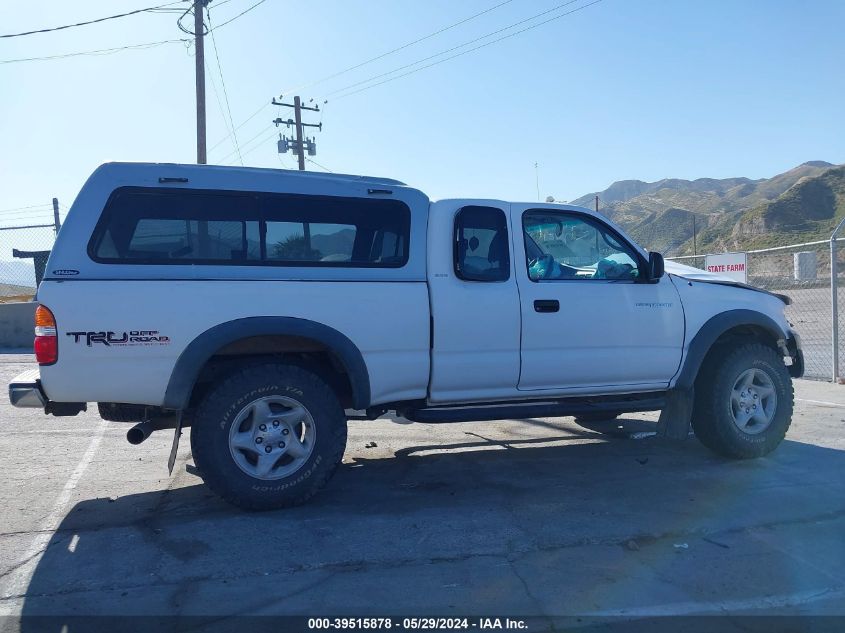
[220,0,507,147]
[306,158,333,173]
[217,124,275,163]
[277,152,294,170]
[198,0,275,153]
[204,54,232,152]
[329,0,603,101]
[0,208,54,217]
[207,102,271,153]
[0,0,185,39]
[0,213,55,223]
[0,38,188,65]
[237,127,281,162]
[281,0,516,94]
[207,7,242,164]
[0,204,52,214]
[325,0,585,99]
[211,0,270,31]
[214,123,273,162]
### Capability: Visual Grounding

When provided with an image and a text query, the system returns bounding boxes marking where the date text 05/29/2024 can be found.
[307,618,528,630]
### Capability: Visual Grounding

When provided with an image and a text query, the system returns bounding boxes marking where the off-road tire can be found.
[190,363,347,511]
[692,343,793,459]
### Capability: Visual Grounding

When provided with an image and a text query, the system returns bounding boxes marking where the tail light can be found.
[34,305,58,365]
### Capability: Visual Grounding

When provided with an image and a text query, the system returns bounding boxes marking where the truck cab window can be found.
[523,211,640,281]
[454,206,509,282]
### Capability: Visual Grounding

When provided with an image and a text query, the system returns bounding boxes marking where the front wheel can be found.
[191,363,348,510]
[692,343,793,459]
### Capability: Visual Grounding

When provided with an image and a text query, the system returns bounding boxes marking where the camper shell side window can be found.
[88,187,411,268]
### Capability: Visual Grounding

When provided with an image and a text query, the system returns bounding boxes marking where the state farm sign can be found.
[704,252,748,283]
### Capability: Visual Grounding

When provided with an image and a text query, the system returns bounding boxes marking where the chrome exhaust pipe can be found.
[127,420,154,445]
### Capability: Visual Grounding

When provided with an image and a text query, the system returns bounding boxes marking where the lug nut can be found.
[279,441,285,448]
[264,446,272,453]
[273,420,279,427]
[753,394,758,399]
[753,404,757,409]
[259,424,267,432]
[282,428,290,435]
[255,437,263,444]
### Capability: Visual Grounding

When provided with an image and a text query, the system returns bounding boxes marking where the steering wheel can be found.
[528,254,556,280]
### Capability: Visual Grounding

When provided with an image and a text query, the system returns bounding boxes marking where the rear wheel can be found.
[190,363,347,510]
[692,343,792,459]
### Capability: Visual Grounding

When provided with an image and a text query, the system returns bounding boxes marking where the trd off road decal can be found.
[66,330,170,347]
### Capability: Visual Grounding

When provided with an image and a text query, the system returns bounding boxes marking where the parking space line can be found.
[0,418,108,613]
[797,398,845,408]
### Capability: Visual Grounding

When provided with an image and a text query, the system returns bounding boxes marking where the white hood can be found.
[664,259,737,283]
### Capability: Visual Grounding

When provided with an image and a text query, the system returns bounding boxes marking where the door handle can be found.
[534,299,560,313]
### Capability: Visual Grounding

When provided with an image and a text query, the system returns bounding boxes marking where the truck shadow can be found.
[17,423,845,621]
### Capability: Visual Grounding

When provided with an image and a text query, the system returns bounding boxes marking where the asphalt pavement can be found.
[0,353,843,631]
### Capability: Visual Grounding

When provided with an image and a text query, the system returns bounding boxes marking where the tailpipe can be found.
[127,420,154,445]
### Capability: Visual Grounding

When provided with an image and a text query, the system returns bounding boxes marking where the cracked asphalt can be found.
[0,353,844,628]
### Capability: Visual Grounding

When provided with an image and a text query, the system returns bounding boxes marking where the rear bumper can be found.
[9,369,46,408]
[8,368,86,415]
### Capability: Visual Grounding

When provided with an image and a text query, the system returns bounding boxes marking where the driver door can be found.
[513,204,684,392]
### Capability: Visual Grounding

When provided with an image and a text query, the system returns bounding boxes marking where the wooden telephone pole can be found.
[273,96,322,171]
[194,0,208,164]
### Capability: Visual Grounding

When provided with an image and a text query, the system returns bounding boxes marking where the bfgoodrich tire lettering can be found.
[692,343,793,459]
[191,363,347,510]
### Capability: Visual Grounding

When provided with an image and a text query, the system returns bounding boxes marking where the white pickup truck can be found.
[9,163,804,510]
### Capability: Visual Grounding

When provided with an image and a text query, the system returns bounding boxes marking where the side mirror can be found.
[647,251,665,281]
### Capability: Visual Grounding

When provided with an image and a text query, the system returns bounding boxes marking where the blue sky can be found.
[1,0,843,219]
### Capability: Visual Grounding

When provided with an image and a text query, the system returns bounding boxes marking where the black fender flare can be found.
[658,309,789,440]
[162,317,371,410]
[673,309,789,391]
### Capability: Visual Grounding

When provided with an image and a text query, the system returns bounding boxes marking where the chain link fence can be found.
[0,224,59,302]
[669,239,845,380]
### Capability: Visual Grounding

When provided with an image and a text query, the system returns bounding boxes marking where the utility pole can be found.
[51,198,61,235]
[273,96,322,171]
[194,0,208,164]
[693,216,698,256]
[293,96,306,171]
[595,195,599,213]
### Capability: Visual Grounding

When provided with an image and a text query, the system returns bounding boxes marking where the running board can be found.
[400,394,666,424]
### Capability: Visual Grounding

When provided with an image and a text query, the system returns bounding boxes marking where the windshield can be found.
[523,211,640,281]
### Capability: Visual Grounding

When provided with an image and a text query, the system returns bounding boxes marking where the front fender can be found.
[672,309,791,391]
[659,309,792,440]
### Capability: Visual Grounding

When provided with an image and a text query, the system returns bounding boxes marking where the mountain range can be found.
[569,161,845,255]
